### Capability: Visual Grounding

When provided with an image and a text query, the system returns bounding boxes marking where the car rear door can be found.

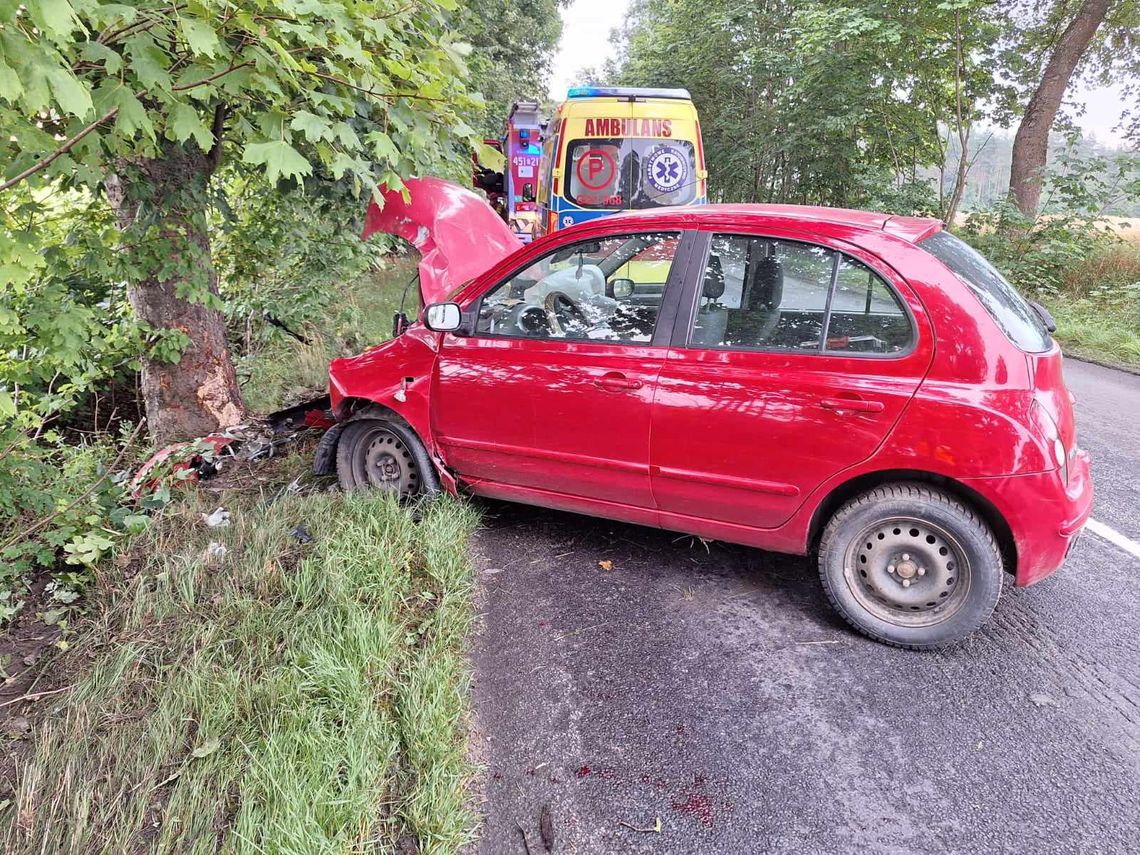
[431,228,699,510]
[650,228,934,531]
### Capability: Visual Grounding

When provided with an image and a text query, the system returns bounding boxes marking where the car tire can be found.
[818,482,1003,649]
[335,417,440,499]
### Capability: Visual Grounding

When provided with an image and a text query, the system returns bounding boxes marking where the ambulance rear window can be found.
[565,138,698,210]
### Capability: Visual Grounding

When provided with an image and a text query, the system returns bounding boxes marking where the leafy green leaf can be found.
[26,0,78,41]
[242,140,313,183]
[94,82,153,140]
[78,40,124,75]
[124,34,172,91]
[179,16,222,57]
[289,110,332,143]
[168,101,214,150]
[46,66,93,119]
[0,58,22,101]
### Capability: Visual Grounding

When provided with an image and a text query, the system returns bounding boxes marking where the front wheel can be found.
[335,418,439,499]
[818,483,1003,649]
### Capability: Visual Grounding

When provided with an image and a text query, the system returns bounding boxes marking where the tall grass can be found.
[239,257,417,413]
[3,491,480,854]
[1048,241,1140,369]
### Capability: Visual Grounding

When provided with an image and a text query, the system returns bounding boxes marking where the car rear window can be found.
[920,230,1051,353]
[565,138,698,209]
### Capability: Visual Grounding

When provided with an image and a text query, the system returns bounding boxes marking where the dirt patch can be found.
[0,568,64,808]
[0,571,62,705]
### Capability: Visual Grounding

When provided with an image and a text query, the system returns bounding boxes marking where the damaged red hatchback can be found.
[316,177,1092,648]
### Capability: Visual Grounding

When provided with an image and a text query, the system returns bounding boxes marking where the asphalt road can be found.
[469,356,1140,854]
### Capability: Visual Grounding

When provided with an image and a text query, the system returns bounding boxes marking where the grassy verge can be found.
[2,490,480,853]
[1046,293,1140,370]
[239,255,416,413]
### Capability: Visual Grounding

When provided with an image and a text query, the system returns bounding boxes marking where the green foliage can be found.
[1,0,483,201]
[1045,291,1140,368]
[0,426,138,621]
[458,0,562,135]
[214,174,383,342]
[236,256,415,414]
[960,201,1117,295]
[0,0,496,616]
[960,152,1138,295]
[999,0,1140,141]
[956,149,1140,369]
[611,0,1013,209]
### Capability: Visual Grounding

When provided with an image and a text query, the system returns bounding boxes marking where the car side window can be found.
[691,235,833,350]
[826,255,913,353]
[689,234,913,355]
[476,232,679,342]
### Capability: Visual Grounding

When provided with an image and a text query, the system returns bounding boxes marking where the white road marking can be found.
[1086,518,1140,561]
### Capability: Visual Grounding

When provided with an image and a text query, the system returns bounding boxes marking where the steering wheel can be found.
[508,303,551,336]
[544,291,591,336]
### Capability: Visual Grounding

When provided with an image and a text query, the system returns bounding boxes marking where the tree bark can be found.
[944,10,971,227]
[106,141,246,445]
[1009,0,1111,217]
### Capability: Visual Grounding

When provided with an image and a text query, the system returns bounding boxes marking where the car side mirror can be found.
[608,277,635,300]
[423,302,462,333]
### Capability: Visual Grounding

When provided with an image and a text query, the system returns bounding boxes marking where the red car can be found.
[316,178,1092,648]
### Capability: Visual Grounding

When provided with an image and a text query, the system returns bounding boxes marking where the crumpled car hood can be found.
[362,177,524,305]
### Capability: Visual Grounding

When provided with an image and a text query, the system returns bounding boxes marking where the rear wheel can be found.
[335,418,439,499]
[818,483,1002,649]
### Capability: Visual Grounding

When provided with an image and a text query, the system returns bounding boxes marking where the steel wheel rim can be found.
[353,427,419,498]
[842,516,972,628]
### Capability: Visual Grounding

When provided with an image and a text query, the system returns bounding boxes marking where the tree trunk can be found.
[1009,0,1111,217]
[106,141,246,445]
[944,126,971,227]
[944,11,971,227]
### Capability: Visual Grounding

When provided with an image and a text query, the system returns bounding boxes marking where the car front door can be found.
[431,229,696,509]
[650,229,933,531]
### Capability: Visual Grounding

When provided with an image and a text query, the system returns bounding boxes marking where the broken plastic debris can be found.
[597,559,614,572]
[290,525,314,544]
[205,542,227,560]
[202,507,231,528]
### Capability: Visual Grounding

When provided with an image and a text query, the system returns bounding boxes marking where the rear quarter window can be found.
[920,230,1051,353]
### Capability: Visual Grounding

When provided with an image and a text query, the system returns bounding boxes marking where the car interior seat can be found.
[730,242,784,345]
[691,254,729,346]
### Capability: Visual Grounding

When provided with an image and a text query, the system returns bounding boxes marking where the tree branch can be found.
[307,71,450,102]
[172,60,256,92]
[0,109,119,193]
[206,103,227,172]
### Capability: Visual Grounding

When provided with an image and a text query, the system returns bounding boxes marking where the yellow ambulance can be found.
[535,87,707,237]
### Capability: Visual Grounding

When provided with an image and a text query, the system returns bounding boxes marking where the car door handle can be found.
[593,373,643,392]
[820,397,885,413]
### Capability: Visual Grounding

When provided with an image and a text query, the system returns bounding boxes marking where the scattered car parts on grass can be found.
[129,397,335,498]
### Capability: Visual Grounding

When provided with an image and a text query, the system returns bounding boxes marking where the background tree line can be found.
[586,0,1139,220]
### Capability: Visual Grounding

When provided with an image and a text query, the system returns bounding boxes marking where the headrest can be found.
[747,253,783,311]
[703,254,726,300]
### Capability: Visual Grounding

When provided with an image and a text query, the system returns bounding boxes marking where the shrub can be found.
[959,201,1119,296]
[0,427,146,622]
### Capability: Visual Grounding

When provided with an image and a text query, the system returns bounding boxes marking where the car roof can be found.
[601,203,943,244]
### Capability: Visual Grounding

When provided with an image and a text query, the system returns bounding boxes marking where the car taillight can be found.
[1033,401,1068,483]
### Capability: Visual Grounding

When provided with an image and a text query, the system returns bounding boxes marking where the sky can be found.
[547,0,1131,148]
